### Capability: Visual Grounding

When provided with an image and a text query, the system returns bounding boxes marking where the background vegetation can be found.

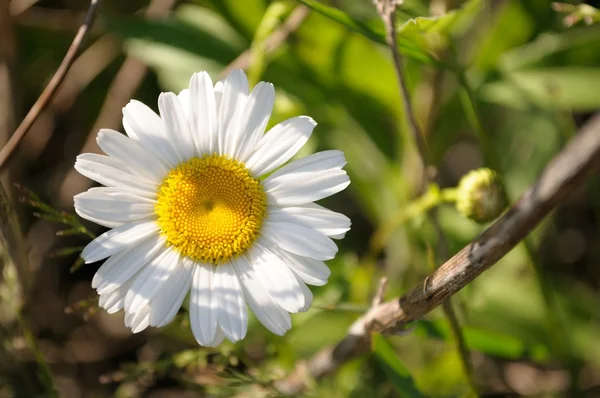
[2,0,600,396]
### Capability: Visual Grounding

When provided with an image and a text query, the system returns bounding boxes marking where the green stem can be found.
[17,312,58,398]
[369,185,457,255]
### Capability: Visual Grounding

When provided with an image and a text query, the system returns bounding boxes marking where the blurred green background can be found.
[2,0,600,396]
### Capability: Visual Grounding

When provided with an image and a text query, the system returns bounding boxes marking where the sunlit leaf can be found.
[372,334,426,397]
[480,67,600,111]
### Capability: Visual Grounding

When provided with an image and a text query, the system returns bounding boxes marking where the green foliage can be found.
[372,334,426,397]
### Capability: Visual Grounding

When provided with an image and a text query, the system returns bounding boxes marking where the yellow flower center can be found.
[155,154,266,264]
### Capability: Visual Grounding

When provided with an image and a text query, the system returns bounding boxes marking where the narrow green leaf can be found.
[297,0,385,44]
[371,334,426,397]
[481,67,600,111]
[296,0,442,66]
[415,319,551,361]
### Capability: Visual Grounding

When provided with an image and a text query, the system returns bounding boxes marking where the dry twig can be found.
[0,0,102,171]
[276,113,600,394]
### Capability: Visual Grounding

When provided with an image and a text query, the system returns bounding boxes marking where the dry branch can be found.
[0,0,101,170]
[276,113,600,395]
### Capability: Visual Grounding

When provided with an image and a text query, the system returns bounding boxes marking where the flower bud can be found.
[455,168,507,223]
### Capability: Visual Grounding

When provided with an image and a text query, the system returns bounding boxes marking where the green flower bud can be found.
[455,168,507,223]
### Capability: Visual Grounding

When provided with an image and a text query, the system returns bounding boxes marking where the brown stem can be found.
[0,0,102,171]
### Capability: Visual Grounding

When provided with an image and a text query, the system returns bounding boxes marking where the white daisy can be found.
[74,69,351,346]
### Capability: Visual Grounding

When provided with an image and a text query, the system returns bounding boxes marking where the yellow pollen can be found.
[154,154,266,265]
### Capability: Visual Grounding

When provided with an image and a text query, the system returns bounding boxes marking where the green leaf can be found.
[397,0,482,50]
[104,5,246,91]
[499,24,600,71]
[480,67,600,111]
[416,319,551,361]
[371,334,426,398]
[297,0,385,44]
[296,0,441,66]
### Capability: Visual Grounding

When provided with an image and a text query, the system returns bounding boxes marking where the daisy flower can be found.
[74,69,351,346]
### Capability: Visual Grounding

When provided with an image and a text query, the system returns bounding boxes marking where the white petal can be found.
[74,154,157,199]
[232,256,291,335]
[235,82,275,161]
[208,325,225,347]
[96,129,168,183]
[246,240,307,313]
[99,278,133,314]
[81,220,159,263]
[261,221,338,261]
[267,150,347,180]
[245,116,315,177]
[190,263,217,346]
[271,247,331,286]
[74,188,155,228]
[149,257,194,327]
[218,69,249,156]
[125,247,181,315]
[94,235,164,295]
[158,92,195,161]
[129,305,151,333]
[266,205,351,238]
[122,100,179,167]
[264,169,350,206]
[296,276,313,312]
[189,72,218,155]
[178,89,190,119]
[214,80,224,113]
[214,263,247,342]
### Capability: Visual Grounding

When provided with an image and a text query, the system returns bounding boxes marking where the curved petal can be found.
[125,247,181,315]
[296,276,313,312]
[209,325,226,347]
[149,257,194,327]
[98,278,134,314]
[261,221,338,261]
[158,92,195,161]
[270,246,331,286]
[93,235,165,295]
[264,169,350,206]
[266,205,351,238]
[81,220,159,264]
[178,89,190,120]
[97,129,168,183]
[189,72,218,155]
[75,154,157,199]
[218,69,248,156]
[214,262,247,342]
[232,255,291,335]
[74,188,155,228]
[126,304,150,333]
[122,100,179,167]
[214,80,224,113]
[245,116,315,177]
[246,240,307,313]
[235,81,275,161]
[190,263,218,346]
[267,150,346,180]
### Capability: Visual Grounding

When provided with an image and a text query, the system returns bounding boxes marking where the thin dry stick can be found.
[276,113,600,395]
[375,0,430,167]
[0,0,102,170]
